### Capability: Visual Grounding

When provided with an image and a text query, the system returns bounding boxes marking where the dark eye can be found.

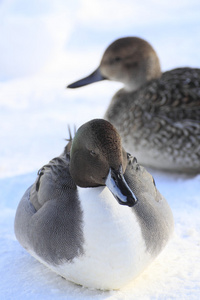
[114,56,121,62]
[90,150,96,156]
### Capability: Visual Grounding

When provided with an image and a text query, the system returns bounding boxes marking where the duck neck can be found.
[123,53,162,92]
[123,82,143,93]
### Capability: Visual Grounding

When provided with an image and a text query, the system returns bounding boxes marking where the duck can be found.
[14,119,174,290]
[67,37,200,173]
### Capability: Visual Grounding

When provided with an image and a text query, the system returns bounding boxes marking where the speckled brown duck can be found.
[68,37,200,173]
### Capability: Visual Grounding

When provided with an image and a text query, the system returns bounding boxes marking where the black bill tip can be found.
[105,166,138,207]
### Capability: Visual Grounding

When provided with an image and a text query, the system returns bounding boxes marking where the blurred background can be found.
[1,0,200,177]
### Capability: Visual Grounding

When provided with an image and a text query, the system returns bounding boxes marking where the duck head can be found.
[67,37,161,92]
[68,119,137,207]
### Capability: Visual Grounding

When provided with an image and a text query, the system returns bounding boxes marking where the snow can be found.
[0,0,200,298]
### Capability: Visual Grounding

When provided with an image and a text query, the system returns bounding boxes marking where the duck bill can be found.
[67,68,106,88]
[105,166,138,207]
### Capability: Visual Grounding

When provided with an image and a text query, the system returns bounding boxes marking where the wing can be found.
[15,152,84,265]
[143,68,200,122]
[124,154,173,256]
[30,154,76,211]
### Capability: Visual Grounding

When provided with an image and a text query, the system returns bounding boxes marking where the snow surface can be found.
[1,0,200,299]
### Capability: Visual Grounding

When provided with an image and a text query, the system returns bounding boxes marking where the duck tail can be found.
[64,124,77,154]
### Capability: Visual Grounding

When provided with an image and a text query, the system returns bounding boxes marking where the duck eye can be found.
[133,61,138,67]
[90,150,96,156]
[115,56,121,62]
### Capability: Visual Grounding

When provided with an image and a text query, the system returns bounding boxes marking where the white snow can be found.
[0,0,200,299]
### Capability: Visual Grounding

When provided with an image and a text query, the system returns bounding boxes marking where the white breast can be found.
[48,186,151,290]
